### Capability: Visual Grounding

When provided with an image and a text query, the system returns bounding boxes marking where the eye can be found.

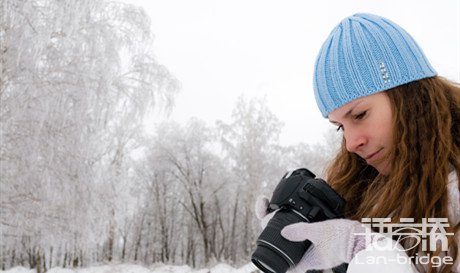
[354,111,367,120]
[336,125,344,132]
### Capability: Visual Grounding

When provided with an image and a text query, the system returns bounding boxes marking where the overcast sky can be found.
[125,0,460,146]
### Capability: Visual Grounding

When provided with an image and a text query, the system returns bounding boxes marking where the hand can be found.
[254,195,270,220]
[254,195,277,229]
[281,219,384,272]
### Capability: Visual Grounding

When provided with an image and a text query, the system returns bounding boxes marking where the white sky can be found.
[126,0,460,146]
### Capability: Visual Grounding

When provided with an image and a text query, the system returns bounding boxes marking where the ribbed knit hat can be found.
[313,13,437,117]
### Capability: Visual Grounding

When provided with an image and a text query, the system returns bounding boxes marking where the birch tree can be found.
[0,0,178,270]
[217,96,286,259]
[132,119,232,266]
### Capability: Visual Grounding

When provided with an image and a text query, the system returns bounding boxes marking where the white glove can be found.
[254,195,277,229]
[281,219,386,272]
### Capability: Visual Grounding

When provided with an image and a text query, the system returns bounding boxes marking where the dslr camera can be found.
[251,168,346,273]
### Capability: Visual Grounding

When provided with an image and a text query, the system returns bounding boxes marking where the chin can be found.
[375,162,391,176]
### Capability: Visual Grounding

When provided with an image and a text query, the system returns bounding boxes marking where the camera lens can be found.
[251,210,311,273]
[252,250,284,273]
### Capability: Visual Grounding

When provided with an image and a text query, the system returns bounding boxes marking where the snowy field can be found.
[1,263,259,273]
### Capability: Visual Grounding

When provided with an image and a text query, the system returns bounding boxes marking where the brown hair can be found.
[326,76,460,272]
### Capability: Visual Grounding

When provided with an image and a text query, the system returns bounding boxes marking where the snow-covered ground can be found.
[1,263,259,273]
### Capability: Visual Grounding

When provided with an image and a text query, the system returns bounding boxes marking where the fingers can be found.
[281,222,313,242]
[281,221,334,243]
[260,210,277,229]
[281,219,361,244]
[255,195,270,220]
[281,219,367,269]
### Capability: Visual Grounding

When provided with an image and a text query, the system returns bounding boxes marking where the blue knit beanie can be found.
[313,13,437,117]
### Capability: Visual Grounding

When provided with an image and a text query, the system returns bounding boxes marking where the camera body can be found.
[251,168,346,273]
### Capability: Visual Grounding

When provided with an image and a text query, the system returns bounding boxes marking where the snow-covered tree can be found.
[282,127,341,179]
[0,0,178,270]
[217,96,286,260]
[133,120,230,266]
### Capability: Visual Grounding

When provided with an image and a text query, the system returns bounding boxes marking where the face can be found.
[328,92,393,175]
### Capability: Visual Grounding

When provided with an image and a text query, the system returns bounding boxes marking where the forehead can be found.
[328,98,364,122]
[328,92,387,122]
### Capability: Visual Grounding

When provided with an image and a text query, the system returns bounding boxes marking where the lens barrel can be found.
[251,210,311,273]
[251,169,345,273]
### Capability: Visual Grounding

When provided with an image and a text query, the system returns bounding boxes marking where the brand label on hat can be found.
[379,62,390,84]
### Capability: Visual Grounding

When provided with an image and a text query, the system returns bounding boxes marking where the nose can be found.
[344,128,367,153]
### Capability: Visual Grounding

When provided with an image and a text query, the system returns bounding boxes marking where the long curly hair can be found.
[325,76,460,272]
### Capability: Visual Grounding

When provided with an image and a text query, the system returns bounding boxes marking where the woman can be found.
[256,13,459,273]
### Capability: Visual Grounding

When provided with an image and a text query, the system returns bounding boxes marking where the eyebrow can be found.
[329,101,362,124]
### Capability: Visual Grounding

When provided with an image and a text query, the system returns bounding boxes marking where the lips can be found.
[365,148,383,162]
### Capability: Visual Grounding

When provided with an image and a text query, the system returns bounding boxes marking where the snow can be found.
[1,263,258,273]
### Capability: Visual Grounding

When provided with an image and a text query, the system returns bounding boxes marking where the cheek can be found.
[383,124,394,145]
[379,113,394,144]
